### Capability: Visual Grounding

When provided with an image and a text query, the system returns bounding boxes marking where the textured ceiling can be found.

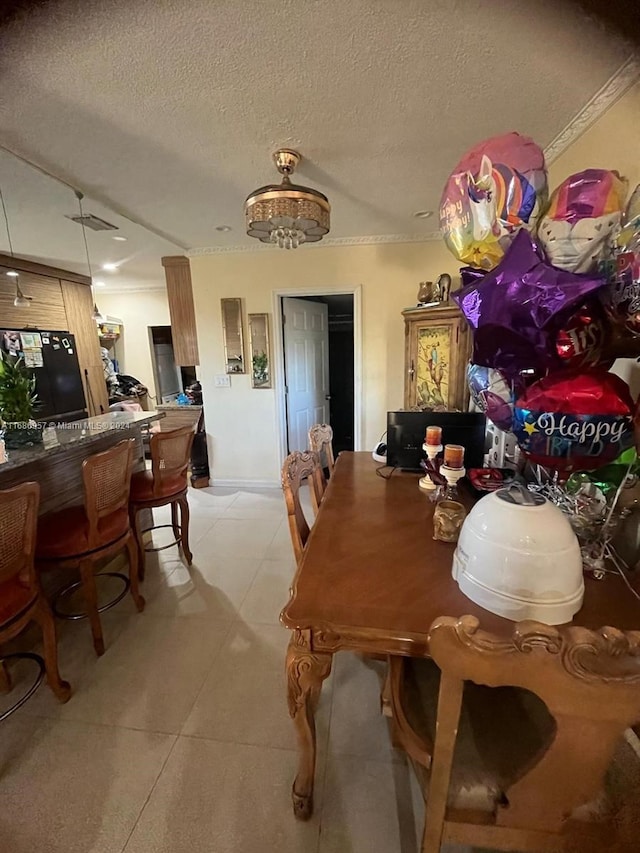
[0,0,636,287]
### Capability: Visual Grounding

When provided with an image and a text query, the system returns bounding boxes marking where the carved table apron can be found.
[280,452,640,821]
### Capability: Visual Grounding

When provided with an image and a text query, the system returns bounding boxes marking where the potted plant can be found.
[252,350,269,385]
[0,350,42,448]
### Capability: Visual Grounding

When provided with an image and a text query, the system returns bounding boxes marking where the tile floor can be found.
[0,485,482,853]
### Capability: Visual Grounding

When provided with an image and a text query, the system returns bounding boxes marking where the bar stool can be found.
[129,425,195,578]
[36,439,144,657]
[0,482,70,718]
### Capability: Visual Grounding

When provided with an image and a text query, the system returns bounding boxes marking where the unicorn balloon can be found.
[440,132,547,270]
[538,169,627,273]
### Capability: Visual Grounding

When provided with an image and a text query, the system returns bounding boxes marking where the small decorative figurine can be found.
[441,444,466,500]
[437,273,452,303]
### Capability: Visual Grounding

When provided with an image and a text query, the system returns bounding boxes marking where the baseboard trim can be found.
[211,478,281,490]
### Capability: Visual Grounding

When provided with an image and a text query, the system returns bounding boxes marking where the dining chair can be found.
[0,481,71,717]
[388,615,640,853]
[281,451,325,565]
[129,425,195,578]
[308,423,335,476]
[36,439,144,656]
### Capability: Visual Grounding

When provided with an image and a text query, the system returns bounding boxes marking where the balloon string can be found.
[605,543,640,604]
[597,459,635,563]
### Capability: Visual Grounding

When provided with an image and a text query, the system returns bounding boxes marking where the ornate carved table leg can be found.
[286,630,332,820]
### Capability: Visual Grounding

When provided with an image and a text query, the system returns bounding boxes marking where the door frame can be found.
[272,285,363,466]
[147,326,163,403]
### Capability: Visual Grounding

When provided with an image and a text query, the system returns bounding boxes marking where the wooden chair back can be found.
[0,481,40,589]
[150,425,195,497]
[308,423,335,475]
[281,451,324,565]
[424,614,640,851]
[82,439,134,549]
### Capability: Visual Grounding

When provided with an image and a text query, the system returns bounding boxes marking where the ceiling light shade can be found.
[13,277,31,308]
[245,149,330,250]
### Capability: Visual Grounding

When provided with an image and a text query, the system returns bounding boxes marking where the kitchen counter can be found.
[0,410,164,514]
[0,410,163,473]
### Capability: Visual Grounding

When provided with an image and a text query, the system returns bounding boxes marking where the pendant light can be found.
[0,183,32,307]
[75,190,103,321]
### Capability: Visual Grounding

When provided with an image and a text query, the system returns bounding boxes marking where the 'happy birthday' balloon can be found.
[513,369,635,472]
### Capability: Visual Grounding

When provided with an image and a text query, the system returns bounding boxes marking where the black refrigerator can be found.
[1,329,88,423]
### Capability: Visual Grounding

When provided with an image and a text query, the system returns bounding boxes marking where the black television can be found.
[386,411,487,471]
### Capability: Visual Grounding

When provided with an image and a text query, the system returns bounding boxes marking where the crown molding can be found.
[187,231,442,256]
[98,284,166,294]
[544,52,640,164]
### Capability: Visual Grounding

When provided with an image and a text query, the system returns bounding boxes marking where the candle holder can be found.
[443,443,465,469]
[440,464,466,500]
[425,426,443,447]
[419,442,443,493]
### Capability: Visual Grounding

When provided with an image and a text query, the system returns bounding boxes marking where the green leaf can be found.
[0,351,39,425]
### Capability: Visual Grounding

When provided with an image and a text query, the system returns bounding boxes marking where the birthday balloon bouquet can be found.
[440,133,640,574]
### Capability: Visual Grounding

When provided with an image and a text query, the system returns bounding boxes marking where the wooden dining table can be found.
[280,451,640,820]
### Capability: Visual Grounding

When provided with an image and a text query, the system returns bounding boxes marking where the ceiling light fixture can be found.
[413,210,433,219]
[6,270,31,308]
[74,190,103,321]
[94,281,106,287]
[102,262,119,271]
[113,235,127,242]
[215,225,232,232]
[0,184,32,308]
[13,280,31,308]
[245,149,330,250]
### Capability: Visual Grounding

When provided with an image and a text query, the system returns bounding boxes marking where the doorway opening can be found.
[148,326,195,403]
[273,287,362,464]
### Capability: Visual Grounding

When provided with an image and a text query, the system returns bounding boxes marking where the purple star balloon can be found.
[453,230,607,377]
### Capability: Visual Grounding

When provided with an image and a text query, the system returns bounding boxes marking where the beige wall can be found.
[97,289,170,397]
[548,80,640,397]
[190,241,457,484]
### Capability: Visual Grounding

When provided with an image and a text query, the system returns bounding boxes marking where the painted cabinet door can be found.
[403,305,470,411]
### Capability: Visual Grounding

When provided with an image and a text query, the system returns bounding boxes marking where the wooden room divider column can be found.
[161,255,199,367]
[160,255,209,487]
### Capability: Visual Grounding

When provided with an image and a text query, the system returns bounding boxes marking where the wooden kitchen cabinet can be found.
[0,254,108,417]
[402,304,471,411]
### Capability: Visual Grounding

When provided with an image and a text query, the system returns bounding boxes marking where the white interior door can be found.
[283,297,330,452]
